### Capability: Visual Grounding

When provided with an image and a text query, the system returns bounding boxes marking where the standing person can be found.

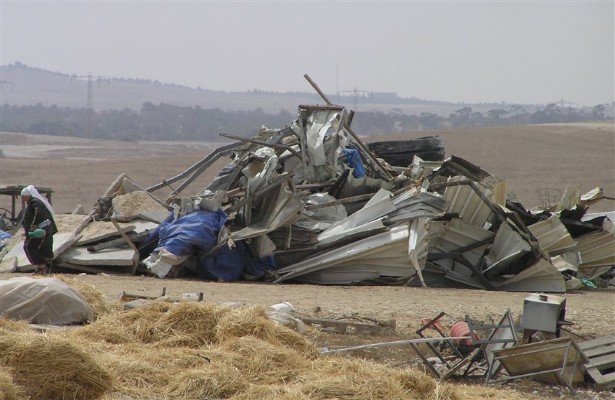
[21,185,58,275]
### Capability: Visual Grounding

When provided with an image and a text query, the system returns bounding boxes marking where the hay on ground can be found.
[0,318,31,333]
[0,366,26,400]
[221,336,311,385]
[166,364,249,398]
[0,331,113,400]
[229,384,311,400]
[56,275,115,316]
[216,306,319,358]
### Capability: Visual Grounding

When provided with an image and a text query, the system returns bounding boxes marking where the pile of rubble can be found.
[1,96,613,292]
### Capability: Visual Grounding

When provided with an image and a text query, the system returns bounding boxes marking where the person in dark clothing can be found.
[21,185,58,275]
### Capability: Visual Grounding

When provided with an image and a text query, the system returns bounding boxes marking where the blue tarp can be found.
[341,148,366,178]
[197,241,277,282]
[146,209,275,282]
[150,210,228,257]
[0,230,11,242]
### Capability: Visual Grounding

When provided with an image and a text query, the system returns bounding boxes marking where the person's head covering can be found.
[21,185,55,218]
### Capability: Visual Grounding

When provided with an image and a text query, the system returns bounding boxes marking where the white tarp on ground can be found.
[0,276,94,325]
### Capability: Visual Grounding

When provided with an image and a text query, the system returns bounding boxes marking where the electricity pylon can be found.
[70,73,110,109]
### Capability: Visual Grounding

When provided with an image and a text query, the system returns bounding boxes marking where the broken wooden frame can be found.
[578,335,615,391]
[489,337,587,393]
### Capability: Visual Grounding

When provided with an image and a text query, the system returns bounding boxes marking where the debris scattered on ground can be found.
[1,76,613,295]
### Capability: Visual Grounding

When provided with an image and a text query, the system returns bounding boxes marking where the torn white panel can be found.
[483,222,532,277]
[317,188,396,245]
[496,259,566,293]
[443,176,492,228]
[485,177,508,207]
[232,185,303,241]
[296,193,347,232]
[579,187,605,208]
[408,156,442,180]
[275,223,410,283]
[555,184,581,213]
[305,109,340,166]
[408,217,430,286]
[528,215,577,254]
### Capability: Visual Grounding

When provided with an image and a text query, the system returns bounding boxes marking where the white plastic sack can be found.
[0,277,94,325]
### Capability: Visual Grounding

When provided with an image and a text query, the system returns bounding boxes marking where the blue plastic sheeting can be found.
[0,230,11,241]
[152,210,228,257]
[341,148,366,178]
[197,241,277,282]
[144,209,276,282]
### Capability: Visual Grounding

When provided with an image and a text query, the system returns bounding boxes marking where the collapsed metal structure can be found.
[1,76,613,292]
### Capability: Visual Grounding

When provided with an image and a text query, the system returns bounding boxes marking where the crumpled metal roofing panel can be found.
[443,177,492,228]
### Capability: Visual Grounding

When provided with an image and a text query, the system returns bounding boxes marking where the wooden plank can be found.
[586,368,615,390]
[111,219,140,274]
[579,335,615,390]
[299,316,383,335]
[585,353,615,369]
[578,335,615,350]
[583,343,615,358]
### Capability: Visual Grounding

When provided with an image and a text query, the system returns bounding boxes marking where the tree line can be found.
[0,102,610,142]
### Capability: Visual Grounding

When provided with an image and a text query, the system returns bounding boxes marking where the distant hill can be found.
[1,62,531,116]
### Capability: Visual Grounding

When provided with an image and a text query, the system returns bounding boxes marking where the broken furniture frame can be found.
[409,311,477,379]
[578,335,615,391]
[490,337,587,393]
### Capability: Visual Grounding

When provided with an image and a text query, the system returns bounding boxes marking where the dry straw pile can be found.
[0,280,528,400]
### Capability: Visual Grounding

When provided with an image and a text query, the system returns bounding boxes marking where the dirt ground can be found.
[1,123,615,398]
[1,122,614,214]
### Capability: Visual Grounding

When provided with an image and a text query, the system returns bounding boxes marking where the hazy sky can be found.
[1,1,613,106]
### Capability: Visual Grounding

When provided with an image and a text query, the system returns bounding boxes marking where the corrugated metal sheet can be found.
[483,222,533,277]
[572,218,615,269]
[496,259,566,293]
[428,218,494,271]
[443,176,492,228]
[528,215,577,254]
[275,223,411,283]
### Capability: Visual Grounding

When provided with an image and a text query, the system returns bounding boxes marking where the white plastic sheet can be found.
[0,276,94,325]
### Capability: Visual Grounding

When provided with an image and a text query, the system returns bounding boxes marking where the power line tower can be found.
[337,87,371,111]
[70,73,110,110]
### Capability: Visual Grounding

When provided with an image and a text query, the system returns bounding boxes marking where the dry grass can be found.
[0,366,26,400]
[0,298,538,400]
[0,332,113,400]
[56,274,116,316]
